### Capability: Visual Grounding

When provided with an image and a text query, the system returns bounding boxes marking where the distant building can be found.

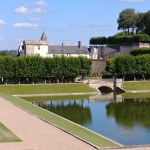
[89,43,150,61]
[18,32,90,58]
[89,43,150,74]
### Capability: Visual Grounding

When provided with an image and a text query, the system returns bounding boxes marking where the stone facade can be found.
[18,32,90,58]
[91,60,106,74]
[90,42,150,61]
[90,42,150,73]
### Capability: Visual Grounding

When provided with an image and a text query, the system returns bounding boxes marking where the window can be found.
[38,46,40,50]
[93,54,97,59]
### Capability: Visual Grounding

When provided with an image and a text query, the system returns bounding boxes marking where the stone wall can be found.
[92,60,106,73]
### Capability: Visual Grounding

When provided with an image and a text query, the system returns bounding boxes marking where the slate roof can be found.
[48,45,89,54]
[41,32,47,41]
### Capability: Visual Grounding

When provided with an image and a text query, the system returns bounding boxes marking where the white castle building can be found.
[18,32,90,58]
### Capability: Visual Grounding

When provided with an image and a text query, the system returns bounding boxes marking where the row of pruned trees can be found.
[105,48,150,80]
[89,34,150,45]
[0,55,92,84]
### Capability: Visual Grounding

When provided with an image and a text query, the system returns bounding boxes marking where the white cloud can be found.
[36,1,48,7]
[14,6,47,14]
[14,6,31,14]
[122,0,144,2]
[0,20,6,26]
[27,18,44,22]
[70,23,112,31]
[13,23,39,29]
[33,8,47,14]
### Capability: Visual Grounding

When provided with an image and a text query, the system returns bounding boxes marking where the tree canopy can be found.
[117,8,150,36]
[117,8,136,35]
[0,55,92,84]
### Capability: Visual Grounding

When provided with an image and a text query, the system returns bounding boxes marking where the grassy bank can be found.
[21,94,92,102]
[122,92,150,98]
[0,84,120,148]
[122,81,150,90]
[0,83,97,95]
[0,122,21,142]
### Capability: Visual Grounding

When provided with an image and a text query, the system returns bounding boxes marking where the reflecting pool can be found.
[29,94,150,146]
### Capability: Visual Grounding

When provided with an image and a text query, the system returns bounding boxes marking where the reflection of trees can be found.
[33,100,91,125]
[106,98,150,128]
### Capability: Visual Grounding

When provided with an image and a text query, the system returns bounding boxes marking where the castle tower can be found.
[41,31,47,42]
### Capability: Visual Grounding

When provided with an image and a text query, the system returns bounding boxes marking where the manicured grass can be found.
[0,122,21,142]
[0,84,121,148]
[21,94,92,102]
[122,81,150,90]
[0,83,97,95]
[122,92,150,99]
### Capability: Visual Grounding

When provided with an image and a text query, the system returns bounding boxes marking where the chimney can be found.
[78,41,82,49]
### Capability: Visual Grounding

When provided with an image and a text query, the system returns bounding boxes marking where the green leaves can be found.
[117,8,136,35]
[130,48,150,56]
[89,37,107,45]
[106,54,150,76]
[105,58,115,74]
[0,56,91,83]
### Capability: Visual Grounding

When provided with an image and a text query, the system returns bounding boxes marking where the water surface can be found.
[31,95,150,146]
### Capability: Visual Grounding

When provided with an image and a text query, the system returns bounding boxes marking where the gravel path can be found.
[0,96,150,150]
[0,97,96,150]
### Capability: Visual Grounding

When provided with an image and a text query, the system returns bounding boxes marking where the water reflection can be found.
[32,100,92,125]
[29,94,150,146]
[106,98,150,128]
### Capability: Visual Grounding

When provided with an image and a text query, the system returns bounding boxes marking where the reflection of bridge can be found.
[84,78,123,92]
[88,93,123,103]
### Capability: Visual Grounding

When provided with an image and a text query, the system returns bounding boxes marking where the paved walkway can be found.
[0,97,96,150]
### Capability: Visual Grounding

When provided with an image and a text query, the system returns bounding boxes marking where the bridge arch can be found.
[87,78,125,93]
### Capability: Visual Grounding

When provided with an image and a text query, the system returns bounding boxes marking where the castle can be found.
[18,32,90,58]
[17,32,150,74]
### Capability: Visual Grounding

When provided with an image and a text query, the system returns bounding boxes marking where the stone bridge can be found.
[84,78,123,93]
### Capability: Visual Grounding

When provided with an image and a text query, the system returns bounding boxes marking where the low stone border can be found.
[125,90,150,93]
[13,92,99,97]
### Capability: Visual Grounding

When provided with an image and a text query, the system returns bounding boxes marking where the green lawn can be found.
[0,123,21,142]
[0,83,121,148]
[122,92,150,98]
[0,83,97,95]
[122,81,150,90]
[21,94,92,102]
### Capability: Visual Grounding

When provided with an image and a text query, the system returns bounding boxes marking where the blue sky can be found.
[0,0,149,50]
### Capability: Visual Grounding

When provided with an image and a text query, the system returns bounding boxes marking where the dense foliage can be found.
[0,56,92,84]
[89,8,150,45]
[117,8,136,35]
[89,37,107,45]
[105,58,115,74]
[130,48,150,56]
[90,34,150,45]
[0,50,16,56]
[106,54,150,78]
[117,9,150,36]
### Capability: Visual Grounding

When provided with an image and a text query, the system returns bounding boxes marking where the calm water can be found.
[32,95,150,146]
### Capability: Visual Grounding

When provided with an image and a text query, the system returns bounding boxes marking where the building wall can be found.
[90,43,150,61]
[34,45,48,57]
[25,45,34,55]
[46,53,90,58]
[91,60,106,73]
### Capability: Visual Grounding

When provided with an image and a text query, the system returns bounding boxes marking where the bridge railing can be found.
[88,77,114,84]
